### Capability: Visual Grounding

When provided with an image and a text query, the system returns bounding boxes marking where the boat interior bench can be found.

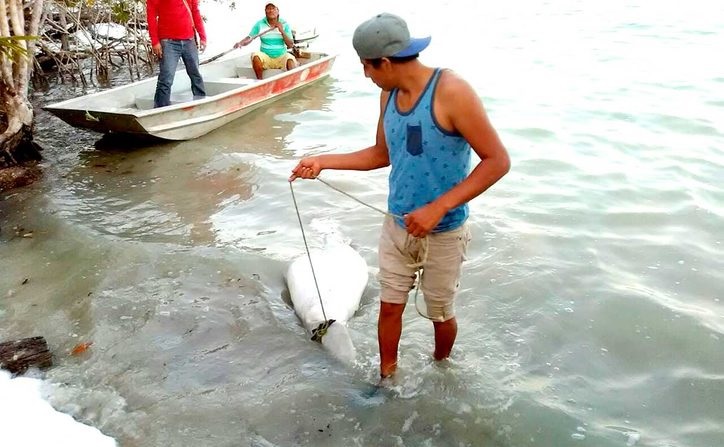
[236,66,285,79]
[204,77,258,95]
[134,92,195,110]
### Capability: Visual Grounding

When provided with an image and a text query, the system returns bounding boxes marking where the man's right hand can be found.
[234,37,251,48]
[289,157,322,181]
[152,43,162,59]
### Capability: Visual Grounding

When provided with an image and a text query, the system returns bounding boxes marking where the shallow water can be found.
[2,0,723,446]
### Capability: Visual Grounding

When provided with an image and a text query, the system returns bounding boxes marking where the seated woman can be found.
[234,3,297,79]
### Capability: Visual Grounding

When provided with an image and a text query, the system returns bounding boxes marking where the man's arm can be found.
[404,72,510,237]
[280,22,294,49]
[235,22,259,48]
[235,35,253,47]
[289,91,391,181]
[191,0,207,50]
[146,0,160,55]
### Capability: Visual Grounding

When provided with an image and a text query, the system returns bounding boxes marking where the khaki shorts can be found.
[377,215,471,322]
[252,51,296,70]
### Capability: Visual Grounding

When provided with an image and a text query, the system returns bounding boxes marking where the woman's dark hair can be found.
[367,54,419,68]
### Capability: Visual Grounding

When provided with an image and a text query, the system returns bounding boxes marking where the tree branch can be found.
[7,0,24,87]
[18,0,43,92]
[0,0,14,84]
[6,0,22,37]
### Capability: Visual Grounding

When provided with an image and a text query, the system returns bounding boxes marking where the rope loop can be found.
[311,319,336,343]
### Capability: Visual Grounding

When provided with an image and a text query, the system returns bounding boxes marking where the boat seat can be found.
[234,67,285,79]
[262,69,284,79]
[208,77,257,85]
[134,92,194,110]
[204,78,258,96]
[204,78,257,88]
[235,67,256,78]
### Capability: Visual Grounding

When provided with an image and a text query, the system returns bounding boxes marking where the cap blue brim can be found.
[393,36,431,57]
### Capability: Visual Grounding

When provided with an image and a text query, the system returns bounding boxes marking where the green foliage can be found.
[111,1,132,23]
[0,36,38,62]
[110,0,146,23]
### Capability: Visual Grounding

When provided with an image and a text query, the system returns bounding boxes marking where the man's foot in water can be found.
[376,375,395,389]
[377,362,397,388]
[380,362,397,379]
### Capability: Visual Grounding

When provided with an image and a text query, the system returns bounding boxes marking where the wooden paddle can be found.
[200,26,277,65]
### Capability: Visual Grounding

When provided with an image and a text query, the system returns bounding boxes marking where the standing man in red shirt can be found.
[147,0,207,108]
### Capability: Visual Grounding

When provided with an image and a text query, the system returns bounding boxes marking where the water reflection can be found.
[198,79,336,157]
[56,79,335,246]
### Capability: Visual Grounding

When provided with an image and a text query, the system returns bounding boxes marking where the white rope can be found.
[315,177,401,220]
[289,181,330,324]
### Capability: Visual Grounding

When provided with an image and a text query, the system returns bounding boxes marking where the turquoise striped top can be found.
[249,18,291,58]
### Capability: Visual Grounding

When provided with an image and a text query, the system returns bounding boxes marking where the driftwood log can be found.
[0,336,53,374]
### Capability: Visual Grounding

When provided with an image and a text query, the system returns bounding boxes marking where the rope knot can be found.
[311,319,336,343]
[404,234,429,269]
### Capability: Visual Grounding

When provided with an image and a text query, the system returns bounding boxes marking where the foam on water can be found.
[0,370,116,446]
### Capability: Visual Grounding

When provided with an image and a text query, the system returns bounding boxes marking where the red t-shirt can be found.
[146,0,207,46]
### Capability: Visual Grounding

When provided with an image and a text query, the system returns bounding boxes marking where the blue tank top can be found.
[384,68,471,232]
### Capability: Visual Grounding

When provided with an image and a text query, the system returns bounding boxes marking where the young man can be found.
[234,3,297,79]
[147,0,207,108]
[289,13,510,379]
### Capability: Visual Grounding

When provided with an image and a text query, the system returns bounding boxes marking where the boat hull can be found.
[44,51,336,141]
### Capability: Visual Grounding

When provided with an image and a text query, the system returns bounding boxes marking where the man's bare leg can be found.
[286,58,298,71]
[378,301,405,377]
[252,56,264,79]
[432,317,457,360]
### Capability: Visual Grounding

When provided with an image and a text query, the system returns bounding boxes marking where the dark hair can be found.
[366,54,419,68]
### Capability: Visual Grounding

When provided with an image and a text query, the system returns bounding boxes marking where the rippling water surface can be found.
[2,0,723,446]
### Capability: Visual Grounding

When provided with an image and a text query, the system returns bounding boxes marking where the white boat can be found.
[44,48,336,140]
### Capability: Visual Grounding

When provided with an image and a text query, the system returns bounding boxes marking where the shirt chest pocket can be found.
[406,124,423,156]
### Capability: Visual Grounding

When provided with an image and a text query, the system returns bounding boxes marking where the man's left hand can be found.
[199,41,207,53]
[404,202,447,238]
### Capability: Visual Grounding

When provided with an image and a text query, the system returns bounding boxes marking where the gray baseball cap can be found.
[352,13,431,59]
